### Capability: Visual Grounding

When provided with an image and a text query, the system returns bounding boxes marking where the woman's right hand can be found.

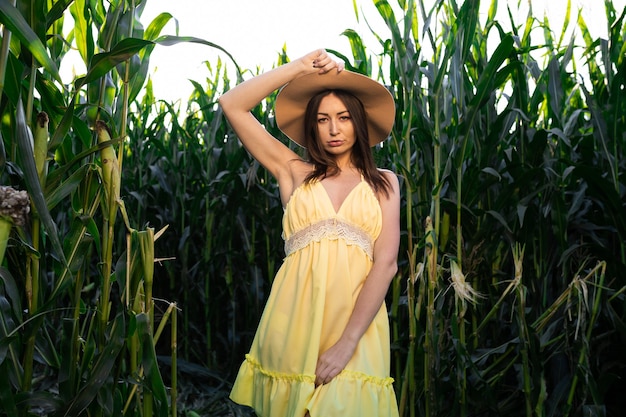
[298,49,344,76]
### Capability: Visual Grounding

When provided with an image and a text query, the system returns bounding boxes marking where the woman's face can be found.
[316,93,356,158]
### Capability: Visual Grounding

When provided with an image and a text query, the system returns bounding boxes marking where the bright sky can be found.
[139,0,382,103]
[110,0,625,103]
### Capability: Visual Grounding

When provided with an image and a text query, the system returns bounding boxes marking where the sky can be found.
[139,0,383,102]
[110,0,625,103]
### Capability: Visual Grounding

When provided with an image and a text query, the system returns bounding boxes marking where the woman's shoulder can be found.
[374,168,400,200]
[377,167,397,176]
[377,168,400,185]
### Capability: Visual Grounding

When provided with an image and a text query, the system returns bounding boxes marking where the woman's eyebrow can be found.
[317,110,350,116]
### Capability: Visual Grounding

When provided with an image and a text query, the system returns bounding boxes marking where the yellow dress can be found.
[230,178,399,417]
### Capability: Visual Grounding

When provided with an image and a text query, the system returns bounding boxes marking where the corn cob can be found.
[424,216,437,285]
[33,112,49,186]
[96,120,120,222]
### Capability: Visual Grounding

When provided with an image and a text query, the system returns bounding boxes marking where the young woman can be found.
[219,49,400,417]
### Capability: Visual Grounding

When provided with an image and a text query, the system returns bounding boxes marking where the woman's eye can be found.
[317,117,328,123]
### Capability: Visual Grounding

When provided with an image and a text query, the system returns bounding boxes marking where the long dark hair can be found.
[301,89,391,198]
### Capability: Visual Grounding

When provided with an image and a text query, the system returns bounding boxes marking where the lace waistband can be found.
[284,218,373,259]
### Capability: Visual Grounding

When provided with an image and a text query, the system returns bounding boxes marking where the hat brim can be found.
[275,70,395,147]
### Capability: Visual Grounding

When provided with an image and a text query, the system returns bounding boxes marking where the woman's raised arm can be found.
[218,49,343,190]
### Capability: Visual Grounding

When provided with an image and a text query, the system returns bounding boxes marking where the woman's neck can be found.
[334,154,355,171]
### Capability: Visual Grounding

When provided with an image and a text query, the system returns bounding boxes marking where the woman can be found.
[219,49,400,417]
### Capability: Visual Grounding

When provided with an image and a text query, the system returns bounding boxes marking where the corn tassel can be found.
[450,259,482,315]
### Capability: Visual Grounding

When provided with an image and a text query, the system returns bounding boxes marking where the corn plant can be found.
[120,0,625,415]
[345,0,626,416]
[0,0,236,415]
[1,0,625,416]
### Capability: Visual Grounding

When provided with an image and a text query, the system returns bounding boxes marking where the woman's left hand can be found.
[314,338,357,386]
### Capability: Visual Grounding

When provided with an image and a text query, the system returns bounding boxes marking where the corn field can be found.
[0,0,625,416]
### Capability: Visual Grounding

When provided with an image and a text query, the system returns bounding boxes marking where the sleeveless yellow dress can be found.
[230,178,399,417]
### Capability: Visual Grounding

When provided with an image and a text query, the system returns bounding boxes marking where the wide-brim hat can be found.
[275,70,395,147]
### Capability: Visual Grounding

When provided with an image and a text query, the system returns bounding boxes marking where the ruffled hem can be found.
[230,355,399,417]
[230,355,315,417]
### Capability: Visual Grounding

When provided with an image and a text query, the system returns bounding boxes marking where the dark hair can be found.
[301,89,391,198]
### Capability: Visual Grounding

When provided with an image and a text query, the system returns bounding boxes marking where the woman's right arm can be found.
[218,49,341,188]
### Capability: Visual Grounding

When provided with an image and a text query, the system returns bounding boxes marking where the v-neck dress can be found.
[229,179,399,417]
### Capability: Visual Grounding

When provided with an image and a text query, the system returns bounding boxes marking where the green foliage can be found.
[0,0,241,415]
[0,0,625,416]
[121,58,287,371]
[362,1,626,416]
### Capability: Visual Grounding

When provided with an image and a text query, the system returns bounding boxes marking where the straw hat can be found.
[275,70,395,147]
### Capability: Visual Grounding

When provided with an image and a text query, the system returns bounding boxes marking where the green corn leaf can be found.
[75,37,153,88]
[456,0,479,62]
[33,326,61,369]
[20,391,63,415]
[352,0,359,22]
[547,57,564,125]
[487,0,497,22]
[0,131,5,170]
[520,2,534,50]
[127,53,150,104]
[74,35,241,95]
[137,313,169,417]
[46,0,73,29]
[44,164,91,211]
[0,0,61,82]
[2,51,24,107]
[374,0,406,60]
[432,21,456,95]
[143,12,175,43]
[459,34,515,139]
[407,0,418,45]
[604,0,617,29]
[0,267,21,322]
[339,29,370,74]
[580,84,618,188]
[61,313,125,417]
[68,0,93,65]
[154,34,242,77]
[577,11,594,48]
[0,295,17,364]
[48,95,77,152]
[486,210,513,235]
[35,76,67,118]
[58,318,79,400]
[543,14,554,52]
[611,8,626,66]
[556,0,572,49]
[60,215,98,281]
[0,361,18,416]
[127,12,178,102]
